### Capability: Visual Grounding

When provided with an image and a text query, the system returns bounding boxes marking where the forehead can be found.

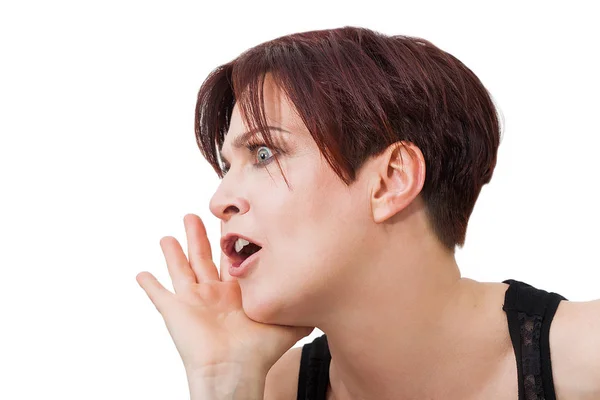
[222,75,302,149]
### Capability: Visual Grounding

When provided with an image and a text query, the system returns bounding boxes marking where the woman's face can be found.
[209,77,376,325]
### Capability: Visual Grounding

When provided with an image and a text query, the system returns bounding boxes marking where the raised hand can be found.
[136,213,313,379]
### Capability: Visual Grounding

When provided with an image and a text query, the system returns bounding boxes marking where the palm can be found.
[136,214,313,374]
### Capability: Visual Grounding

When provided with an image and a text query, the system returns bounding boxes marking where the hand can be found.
[136,213,314,376]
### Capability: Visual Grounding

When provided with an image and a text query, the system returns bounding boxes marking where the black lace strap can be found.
[297,334,331,400]
[502,279,567,400]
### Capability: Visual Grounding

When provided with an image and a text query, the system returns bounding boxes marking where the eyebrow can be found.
[219,126,291,165]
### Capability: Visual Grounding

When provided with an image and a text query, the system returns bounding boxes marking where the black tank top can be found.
[297,279,568,400]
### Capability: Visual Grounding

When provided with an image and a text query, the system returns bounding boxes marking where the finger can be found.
[219,220,237,282]
[184,214,219,282]
[136,271,173,314]
[160,236,197,293]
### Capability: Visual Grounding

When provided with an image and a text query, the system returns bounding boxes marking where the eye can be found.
[218,142,281,178]
[246,143,277,167]
[220,163,230,175]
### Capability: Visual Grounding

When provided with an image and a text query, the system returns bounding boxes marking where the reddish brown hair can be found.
[195,26,501,250]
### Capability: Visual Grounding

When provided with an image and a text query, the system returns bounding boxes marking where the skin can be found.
[136,70,600,399]
[209,75,587,399]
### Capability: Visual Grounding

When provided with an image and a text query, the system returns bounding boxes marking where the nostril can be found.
[223,205,240,215]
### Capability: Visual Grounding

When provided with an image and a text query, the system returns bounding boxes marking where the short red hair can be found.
[195,26,502,250]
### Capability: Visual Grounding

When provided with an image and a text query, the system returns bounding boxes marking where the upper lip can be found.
[220,233,263,261]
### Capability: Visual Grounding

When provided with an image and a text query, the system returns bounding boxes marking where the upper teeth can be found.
[234,238,250,253]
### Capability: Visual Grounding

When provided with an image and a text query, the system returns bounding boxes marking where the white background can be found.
[1,0,598,398]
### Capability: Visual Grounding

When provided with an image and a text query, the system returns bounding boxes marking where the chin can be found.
[239,285,282,324]
[240,283,302,326]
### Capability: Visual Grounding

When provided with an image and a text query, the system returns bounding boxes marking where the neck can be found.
[317,223,510,399]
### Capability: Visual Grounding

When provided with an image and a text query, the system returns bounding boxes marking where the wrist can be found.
[186,362,268,400]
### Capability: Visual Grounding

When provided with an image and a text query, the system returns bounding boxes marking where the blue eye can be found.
[246,143,277,167]
[218,142,280,178]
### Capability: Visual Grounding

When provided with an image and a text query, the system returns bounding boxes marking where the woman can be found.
[136,26,600,399]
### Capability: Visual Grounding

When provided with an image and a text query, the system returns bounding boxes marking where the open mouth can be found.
[237,243,262,261]
[225,236,263,265]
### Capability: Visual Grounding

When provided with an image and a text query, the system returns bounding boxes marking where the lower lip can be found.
[228,250,261,278]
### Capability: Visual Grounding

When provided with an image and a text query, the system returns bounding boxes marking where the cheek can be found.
[238,212,347,324]
[240,226,358,325]
[266,167,362,270]
[239,165,368,322]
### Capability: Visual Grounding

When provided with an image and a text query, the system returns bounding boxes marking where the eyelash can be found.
[220,141,280,175]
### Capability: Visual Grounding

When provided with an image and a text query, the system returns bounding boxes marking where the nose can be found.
[209,177,250,222]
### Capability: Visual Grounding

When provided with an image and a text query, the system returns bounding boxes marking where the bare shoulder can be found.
[549,298,600,399]
[264,346,303,400]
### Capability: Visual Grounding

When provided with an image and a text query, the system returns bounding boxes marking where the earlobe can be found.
[370,142,426,224]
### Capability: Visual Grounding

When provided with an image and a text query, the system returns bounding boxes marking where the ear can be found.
[369,142,426,223]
